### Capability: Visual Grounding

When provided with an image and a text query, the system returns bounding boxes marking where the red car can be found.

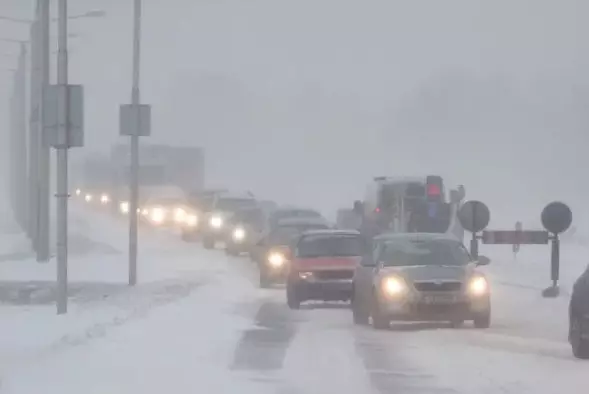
[286,230,365,309]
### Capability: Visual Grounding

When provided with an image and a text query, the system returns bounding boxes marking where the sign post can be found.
[513,221,522,258]
[540,201,572,298]
[457,200,490,260]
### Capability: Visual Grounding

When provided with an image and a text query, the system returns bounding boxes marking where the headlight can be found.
[75,188,81,196]
[100,194,110,204]
[382,276,407,296]
[186,214,198,227]
[141,208,149,216]
[468,276,488,296]
[150,207,166,223]
[232,227,246,242]
[267,252,285,267]
[210,216,223,228]
[84,194,93,202]
[299,271,313,280]
[174,208,187,223]
[119,201,130,214]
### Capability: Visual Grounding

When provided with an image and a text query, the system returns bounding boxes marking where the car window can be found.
[379,239,471,267]
[297,235,363,258]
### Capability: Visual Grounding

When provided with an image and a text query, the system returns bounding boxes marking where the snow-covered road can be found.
[2,205,588,394]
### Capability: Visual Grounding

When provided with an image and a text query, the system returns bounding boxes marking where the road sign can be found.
[119,104,151,137]
[541,202,572,234]
[482,230,549,245]
[42,84,84,148]
[458,200,490,233]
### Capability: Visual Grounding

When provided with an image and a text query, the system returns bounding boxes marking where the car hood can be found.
[379,264,477,282]
[293,256,360,271]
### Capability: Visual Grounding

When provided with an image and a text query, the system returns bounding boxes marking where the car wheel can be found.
[473,308,491,329]
[570,316,589,359]
[203,237,215,250]
[371,291,389,330]
[352,294,369,325]
[286,283,300,309]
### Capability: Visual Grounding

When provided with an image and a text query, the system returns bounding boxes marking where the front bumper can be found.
[291,279,353,301]
[379,292,490,321]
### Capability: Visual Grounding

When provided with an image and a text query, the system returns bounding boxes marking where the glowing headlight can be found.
[141,209,149,216]
[232,227,246,242]
[382,276,407,296]
[75,189,81,196]
[84,194,93,202]
[268,252,285,267]
[186,214,198,227]
[174,208,187,223]
[119,201,130,214]
[150,207,166,223]
[468,276,488,296]
[210,216,223,228]
[100,194,110,204]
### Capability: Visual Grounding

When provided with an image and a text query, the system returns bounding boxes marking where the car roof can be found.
[374,232,459,243]
[275,217,329,226]
[300,229,360,237]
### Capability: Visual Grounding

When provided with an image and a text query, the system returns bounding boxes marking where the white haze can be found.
[1,0,588,231]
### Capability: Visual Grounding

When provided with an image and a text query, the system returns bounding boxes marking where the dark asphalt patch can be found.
[354,332,459,394]
[231,301,297,372]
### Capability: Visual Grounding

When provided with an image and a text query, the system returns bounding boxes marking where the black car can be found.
[569,265,589,359]
[224,206,267,256]
[253,217,331,288]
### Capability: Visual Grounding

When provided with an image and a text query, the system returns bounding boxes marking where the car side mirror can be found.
[476,255,491,266]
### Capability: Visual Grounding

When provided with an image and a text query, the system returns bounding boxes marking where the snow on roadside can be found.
[1,265,269,394]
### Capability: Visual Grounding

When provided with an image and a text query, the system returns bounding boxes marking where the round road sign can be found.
[458,200,490,233]
[541,202,572,234]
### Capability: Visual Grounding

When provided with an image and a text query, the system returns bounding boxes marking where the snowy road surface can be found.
[1,205,588,394]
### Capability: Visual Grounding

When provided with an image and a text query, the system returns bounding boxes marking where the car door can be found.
[353,238,380,308]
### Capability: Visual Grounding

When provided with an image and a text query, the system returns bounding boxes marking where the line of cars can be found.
[72,182,589,357]
[73,187,494,331]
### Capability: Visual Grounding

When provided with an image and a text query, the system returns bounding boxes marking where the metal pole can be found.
[28,16,39,245]
[56,0,69,314]
[16,45,27,230]
[129,0,142,286]
[37,0,50,262]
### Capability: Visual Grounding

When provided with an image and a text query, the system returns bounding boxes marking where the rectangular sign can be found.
[482,230,549,245]
[119,104,151,137]
[42,84,84,148]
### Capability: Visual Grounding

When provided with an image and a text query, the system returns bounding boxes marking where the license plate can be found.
[422,295,458,305]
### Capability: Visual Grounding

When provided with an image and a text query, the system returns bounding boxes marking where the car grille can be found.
[413,281,462,292]
[313,270,354,281]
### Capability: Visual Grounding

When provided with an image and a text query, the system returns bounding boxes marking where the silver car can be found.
[352,233,491,330]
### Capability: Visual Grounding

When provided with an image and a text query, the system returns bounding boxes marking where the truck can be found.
[349,175,466,240]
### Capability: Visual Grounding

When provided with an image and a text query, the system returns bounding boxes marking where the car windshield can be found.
[380,239,471,267]
[216,198,257,212]
[269,224,329,245]
[297,234,363,258]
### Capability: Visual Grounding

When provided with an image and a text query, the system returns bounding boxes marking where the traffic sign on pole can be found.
[541,201,572,234]
[482,230,549,245]
[458,200,490,233]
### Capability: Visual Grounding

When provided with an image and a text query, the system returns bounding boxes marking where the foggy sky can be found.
[1,0,588,230]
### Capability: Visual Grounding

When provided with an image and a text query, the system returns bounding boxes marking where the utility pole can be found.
[56,0,69,314]
[129,0,142,286]
[37,0,51,262]
[16,44,27,231]
[28,16,39,247]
